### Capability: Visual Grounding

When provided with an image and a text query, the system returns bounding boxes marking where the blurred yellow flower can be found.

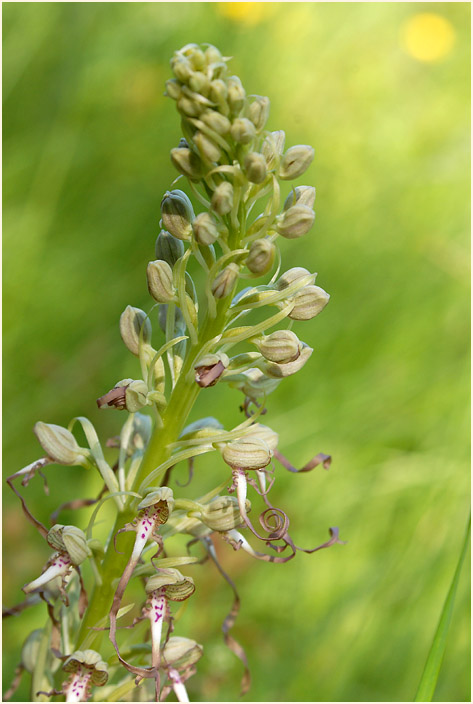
[402,12,455,62]
[217,2,275,25]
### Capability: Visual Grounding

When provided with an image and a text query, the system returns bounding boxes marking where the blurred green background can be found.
[3,2,470,702]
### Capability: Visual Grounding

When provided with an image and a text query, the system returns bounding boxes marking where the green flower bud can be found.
[165,79,182,101]
[138,486,175,516]
[211,181,234,215]
[120,305,152,357]
[161,190,194,240]
[192,212,219,246]
[262,130,285,167]
[276,267,312,291]
[200,495,249,531]
[171,55,194,83]
[145,568,195,601]
[147,260,176,303]
[227,75,246,116]
[21,630,44,674]
[189,71,210,95]
[255,330,302,363]
[230,118,256,144]
[170,147,204,182]
[246,238,276,276]
[244,152,267,184]
[177,95,203,118]
[201,109,231,136]
[220,437,272,470]
[205,44,223,66]
[47,524,92,565]
[209,79,228,113]
[263,343,313,378]
[34,422,86,466]
[289,285,330,321]
[184,44,206,71]
[163,637,203,670]
[194,131,221,163]
[276,204,315,239]
[63,650,109,687]
[211,263,239,299]
[248,95,270,131]
[283,185,316,211]
[155,230,185,267]
[279,145,315,180]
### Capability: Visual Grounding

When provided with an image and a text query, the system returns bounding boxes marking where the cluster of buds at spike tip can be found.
[23,525,91,595]
[165,43,274,195]
[61,650,108,703]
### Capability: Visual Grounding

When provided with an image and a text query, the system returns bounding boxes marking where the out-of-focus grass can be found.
[3,3,470,702]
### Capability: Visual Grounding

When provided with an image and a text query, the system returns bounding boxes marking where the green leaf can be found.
[414,514,470,702]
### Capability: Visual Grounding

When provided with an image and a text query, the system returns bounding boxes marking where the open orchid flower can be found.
[61,650,108,703]
[23,525,91,603]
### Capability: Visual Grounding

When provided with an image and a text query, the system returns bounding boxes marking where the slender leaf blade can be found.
[414,514,470,702]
